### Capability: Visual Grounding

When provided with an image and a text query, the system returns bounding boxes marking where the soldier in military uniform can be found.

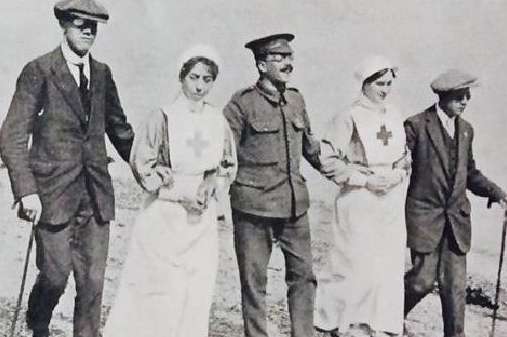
[223,34,323,337]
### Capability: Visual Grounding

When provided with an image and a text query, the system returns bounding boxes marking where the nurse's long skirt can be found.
[103,187,218,337]
[315,181,407,335]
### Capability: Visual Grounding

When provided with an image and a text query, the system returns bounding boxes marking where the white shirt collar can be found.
[61,38,90,66]
[436,103,455,123]
[435,103,456,137]
[61,38,91,88]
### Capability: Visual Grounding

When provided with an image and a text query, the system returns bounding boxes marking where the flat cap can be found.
[245,33,294,56]
[430,69,479,93]
[54,0,109,23]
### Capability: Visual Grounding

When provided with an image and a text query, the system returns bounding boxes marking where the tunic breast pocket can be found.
[291,118,305,132]
[247,118,281,164]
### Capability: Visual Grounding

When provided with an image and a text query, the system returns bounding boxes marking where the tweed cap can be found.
[431,69,479,93]
[54,0,109,23]
[245,33,294,56]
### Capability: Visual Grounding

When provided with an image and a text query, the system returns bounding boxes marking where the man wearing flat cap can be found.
[223,33,323,337]
[0,1,134,336]
[403,69,506,337]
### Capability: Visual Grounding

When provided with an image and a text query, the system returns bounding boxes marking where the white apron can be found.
[315,102,408,335]
[104,98,228,337]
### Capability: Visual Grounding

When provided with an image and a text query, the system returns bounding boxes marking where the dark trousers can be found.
[404,226,466,337]
[26,193,109,337]
[232,210,316,337]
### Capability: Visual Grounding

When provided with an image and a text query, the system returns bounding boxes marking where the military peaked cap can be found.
[245,33,295,56]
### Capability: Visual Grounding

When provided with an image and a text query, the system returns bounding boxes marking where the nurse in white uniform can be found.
[103,45,236,337]
[315,56,410,337]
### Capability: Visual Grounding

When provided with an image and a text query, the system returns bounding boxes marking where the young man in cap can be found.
[0,1,134,336]
[223,33,324,337]
[403,69,506,337]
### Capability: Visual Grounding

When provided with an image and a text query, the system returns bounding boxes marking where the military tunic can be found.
[223,81,321,218]
[224,80,321,337]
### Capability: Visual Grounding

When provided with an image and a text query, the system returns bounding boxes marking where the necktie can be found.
[78,63,91,121]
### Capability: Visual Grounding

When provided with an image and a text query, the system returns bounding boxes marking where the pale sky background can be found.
[0,0,506,194]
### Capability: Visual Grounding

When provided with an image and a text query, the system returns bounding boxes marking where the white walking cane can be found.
[491,209,507,337]
[9,219,36,337]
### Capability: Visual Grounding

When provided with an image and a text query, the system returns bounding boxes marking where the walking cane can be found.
[9,219,36,337]
[491,208,507,337]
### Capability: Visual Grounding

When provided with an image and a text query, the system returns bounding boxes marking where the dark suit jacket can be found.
[0,47,134,224]
[405,105,505,253]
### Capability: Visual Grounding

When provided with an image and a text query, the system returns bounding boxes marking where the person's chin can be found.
[76,45,92,55]
[454,108,465,116]
[281,73,292,82]
[190,94,205,102]
[275,76,290,85]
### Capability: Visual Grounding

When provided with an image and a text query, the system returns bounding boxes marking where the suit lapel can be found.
[89,58,105,130]
[425,105,452,181]
[451,117,469,192]
[49,48,86,124]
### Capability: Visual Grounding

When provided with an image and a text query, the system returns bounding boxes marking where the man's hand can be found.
[320,158,345,179]
[365,175,392,195]
[196,173,217,210]
[365,169,403,195]
[155,166,174,187]
[179,197,205,216]
[18,194,42,224]
[320,159,373,181]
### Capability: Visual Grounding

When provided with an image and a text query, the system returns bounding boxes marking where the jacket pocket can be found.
[456,198,471,217]
[246,118,281,164]
[291,118,305,132]
[459,206,471,217]
[29,159,56,177]
[250,118,280,133]
[234,175,265,190]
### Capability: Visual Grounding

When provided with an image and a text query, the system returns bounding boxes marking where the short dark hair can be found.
[179,56,219,82]
[363,68,397,86]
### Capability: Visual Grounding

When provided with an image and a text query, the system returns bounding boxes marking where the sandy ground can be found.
[0,162,506,337]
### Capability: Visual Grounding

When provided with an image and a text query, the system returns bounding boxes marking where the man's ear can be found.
[256,60,267,74]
